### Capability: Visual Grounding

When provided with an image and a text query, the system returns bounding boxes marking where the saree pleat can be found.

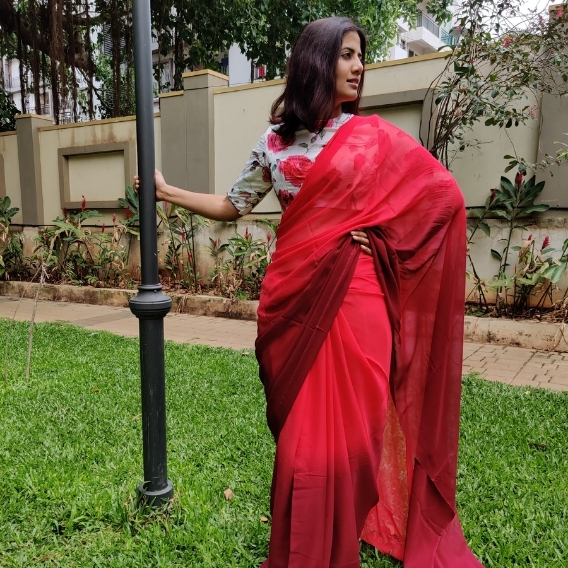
[266,254,391,568]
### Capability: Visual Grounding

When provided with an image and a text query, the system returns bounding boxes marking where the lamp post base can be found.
[138,480,174,507]
[130,283,173,509]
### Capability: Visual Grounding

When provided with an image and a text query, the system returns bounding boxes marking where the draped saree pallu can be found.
[256,115,483,568]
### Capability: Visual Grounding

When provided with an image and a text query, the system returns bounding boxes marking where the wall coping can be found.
[214,78,285,95]
[36,113,160,132]
[365,51,448,71]
[39,115,136,131]
[213,52,449,96]
[0,131,17,137]
[159,90,184,99]
[15,113,54,122]
[182,69,229,81]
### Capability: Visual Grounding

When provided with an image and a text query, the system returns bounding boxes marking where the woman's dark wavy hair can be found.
[270,17,366,140]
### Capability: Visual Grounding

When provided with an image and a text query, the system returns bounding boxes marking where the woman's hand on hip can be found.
[351,230,371,255]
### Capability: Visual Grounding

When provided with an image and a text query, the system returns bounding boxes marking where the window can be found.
[220,56,229,76]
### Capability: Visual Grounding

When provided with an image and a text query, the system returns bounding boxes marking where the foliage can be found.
[91,52,136,120]
[424,0,568,169]
[1,0,452,119]
[208,220,278,301]
[509,234,568,315]
[230,0,451,81]
[0,84,18,132]
[0,196,24,277]
[157,202,209,292]
[466,169,568,317]
[117,185,140,237]
[31,201,129,287]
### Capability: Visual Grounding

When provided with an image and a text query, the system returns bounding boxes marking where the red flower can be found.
[112,213,117,224]
[515,171,524,192]
[556,6,563,18]
[262,167,272,183]
[278,189,295,211]
[542,235,550,250]
[267,132,294,152]
[125,208,132,219]
[278,156,313,188]
[245,227,250,239]
[528,234,533,241]
[101,223,106,233]
[489,189,497,205]
[503,36,512,48]
[81,195,86,211]
[266,233,272,244]
[181,229,186,243]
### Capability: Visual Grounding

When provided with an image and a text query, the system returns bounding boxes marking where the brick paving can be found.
[1,296,567,391]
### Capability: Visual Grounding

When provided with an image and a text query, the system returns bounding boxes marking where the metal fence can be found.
[441,31,458,46]
[417,11,440,38]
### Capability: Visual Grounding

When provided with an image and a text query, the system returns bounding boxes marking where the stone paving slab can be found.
[1,297,566,392]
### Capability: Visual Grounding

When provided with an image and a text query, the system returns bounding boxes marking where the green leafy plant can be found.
[0,196,24,277]
[208,221,278,300]
[508,235,568,315]
[157,202,209,292]
[117,185,140,237]
[31,198,128,288]
[465,168,568,317]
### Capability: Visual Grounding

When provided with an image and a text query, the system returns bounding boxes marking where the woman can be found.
[139,17,483,568]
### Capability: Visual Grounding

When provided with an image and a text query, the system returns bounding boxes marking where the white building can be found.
[388,3,457,60]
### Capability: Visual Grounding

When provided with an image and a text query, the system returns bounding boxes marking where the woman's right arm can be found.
[134,170,241,222]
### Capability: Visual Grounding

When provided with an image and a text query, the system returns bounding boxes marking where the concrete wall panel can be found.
[213,80,285,214]
[0,132,22,225]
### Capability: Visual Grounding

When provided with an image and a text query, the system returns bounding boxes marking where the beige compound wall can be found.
[211,52,564,212]
[0,132,22,224]
[214,79,285,214]
[37,115,162,226]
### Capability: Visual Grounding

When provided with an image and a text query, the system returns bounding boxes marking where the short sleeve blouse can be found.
[227,113,353,215]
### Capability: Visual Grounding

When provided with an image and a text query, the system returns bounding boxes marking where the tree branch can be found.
[0,0,98,71]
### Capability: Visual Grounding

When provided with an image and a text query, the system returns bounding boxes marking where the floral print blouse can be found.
[228,113,353,215]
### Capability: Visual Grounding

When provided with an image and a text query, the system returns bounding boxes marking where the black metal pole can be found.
[130,0,173,507]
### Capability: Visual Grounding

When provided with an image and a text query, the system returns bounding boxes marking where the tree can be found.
[0,82,18,131]
[1,0,453,122]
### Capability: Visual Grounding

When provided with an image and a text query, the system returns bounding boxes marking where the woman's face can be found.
[334,31,364,114]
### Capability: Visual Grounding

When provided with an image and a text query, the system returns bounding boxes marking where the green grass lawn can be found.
[0,319,567,567]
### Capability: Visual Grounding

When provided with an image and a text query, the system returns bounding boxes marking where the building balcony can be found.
[441,30,459,47]
[406,10,445,53]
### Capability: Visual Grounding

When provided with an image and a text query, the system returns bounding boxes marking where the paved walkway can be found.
[1,296,567,392]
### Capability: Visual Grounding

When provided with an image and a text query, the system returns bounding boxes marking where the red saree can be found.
[256,115,483,567]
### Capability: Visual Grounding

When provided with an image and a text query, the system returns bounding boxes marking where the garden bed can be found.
[0,281,258,321]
